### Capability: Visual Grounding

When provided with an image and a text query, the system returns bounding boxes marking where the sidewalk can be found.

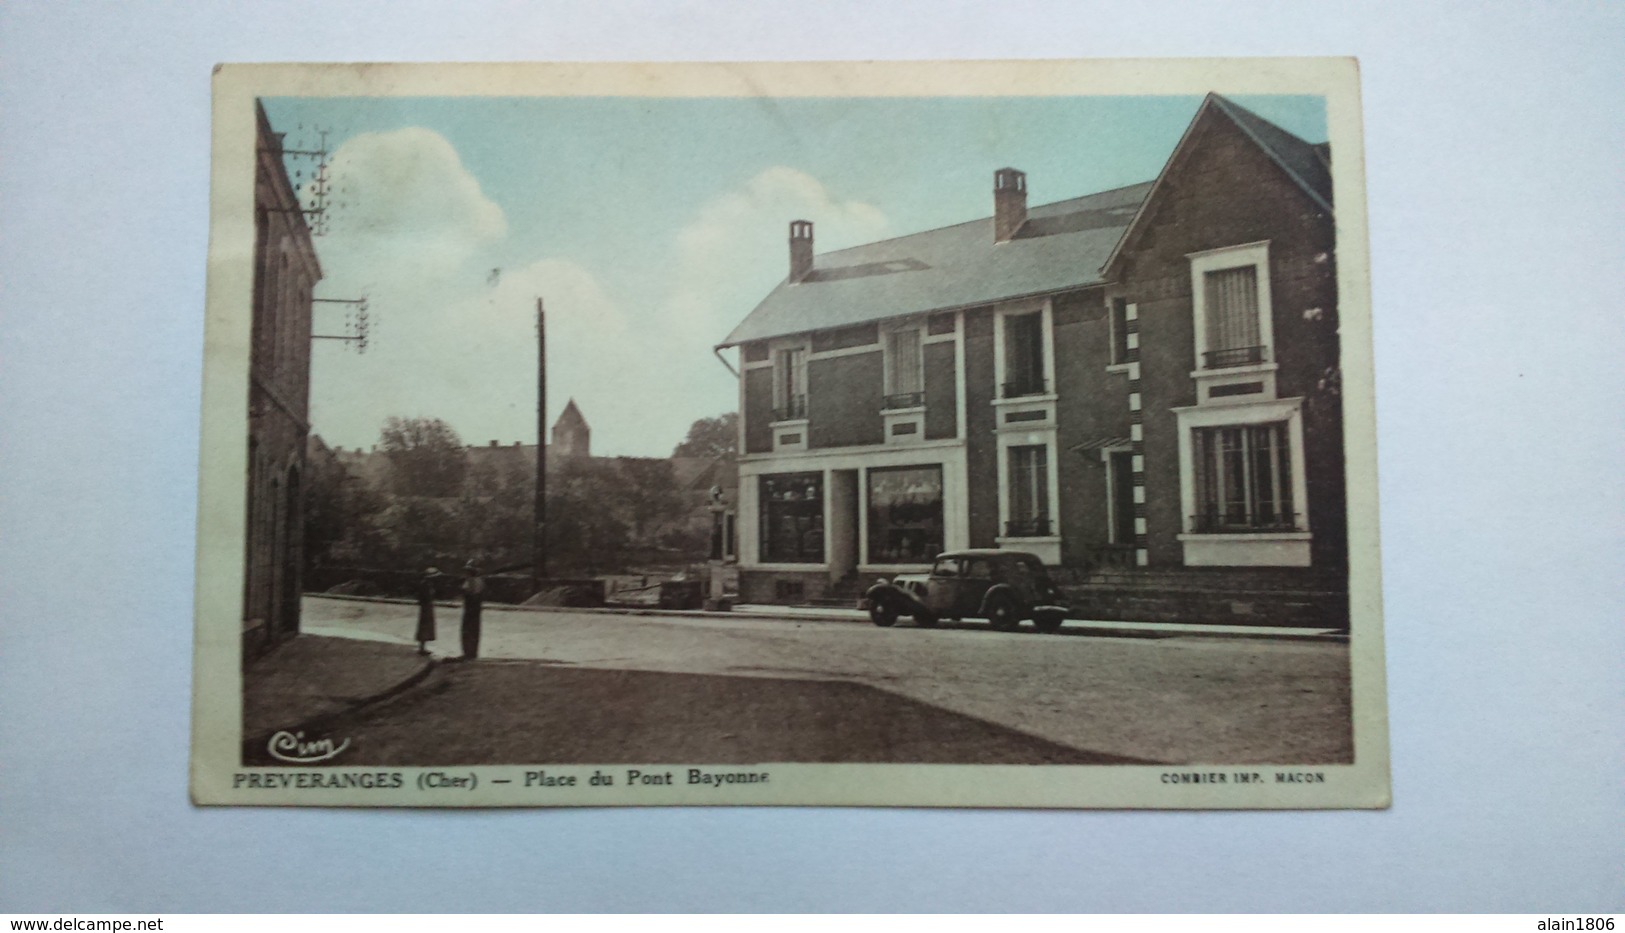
[242,634,435,742]
[309,592,1345,641]
[729,604,1344,640]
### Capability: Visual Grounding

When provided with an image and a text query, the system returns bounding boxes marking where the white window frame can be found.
[881,320,926,403]
[1173,395,1312,567]
[772,343,810,418]
[1189,241,1276,384]
[1106,296,1136,373]
[764,338,811,453]
[879,319,928,444]
[994,432,1062,564]
[992,298,1057,402]
[988,299,1060,563]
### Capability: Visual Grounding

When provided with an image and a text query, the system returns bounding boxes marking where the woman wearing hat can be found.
[414,567,440,655]
[460,560,485,660]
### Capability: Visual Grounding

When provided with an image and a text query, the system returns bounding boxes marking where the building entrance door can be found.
[1109,451,1136,545]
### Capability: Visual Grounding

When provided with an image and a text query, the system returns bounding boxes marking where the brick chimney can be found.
[994,168,1027,242]
[788,220,814,283]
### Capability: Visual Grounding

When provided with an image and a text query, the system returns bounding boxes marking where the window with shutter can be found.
[1006,444,1051,537]
[1203,265,1262,367]
[884,328,924,409]
[773,347,807,421]
[1002,312,1046,397]
[1110,297,1131,365]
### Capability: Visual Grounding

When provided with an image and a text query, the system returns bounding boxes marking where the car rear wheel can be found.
[985,593,1020,632]
[869,601,898,627]
[1034,610,1065,633]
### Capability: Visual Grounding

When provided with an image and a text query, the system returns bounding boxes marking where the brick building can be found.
[243,101,322,653]
[718,95,1347,625]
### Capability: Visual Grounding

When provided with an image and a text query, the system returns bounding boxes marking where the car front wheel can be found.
[1034,610,1065,633]
[869,600,899,627]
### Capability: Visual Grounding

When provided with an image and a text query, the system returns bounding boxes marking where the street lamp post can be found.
[705,484,729,611]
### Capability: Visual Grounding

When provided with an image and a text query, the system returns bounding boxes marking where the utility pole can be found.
[534,299,548,585]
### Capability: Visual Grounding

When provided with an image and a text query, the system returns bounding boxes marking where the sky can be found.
[261,94,1327,458]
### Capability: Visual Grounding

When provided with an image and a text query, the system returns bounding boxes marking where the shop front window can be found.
[866,465,944,565]
[760,472,824,563]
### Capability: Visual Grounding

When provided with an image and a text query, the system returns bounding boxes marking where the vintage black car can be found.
[862,549,1070,633]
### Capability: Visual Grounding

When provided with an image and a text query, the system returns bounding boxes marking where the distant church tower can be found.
[551,398,590,459]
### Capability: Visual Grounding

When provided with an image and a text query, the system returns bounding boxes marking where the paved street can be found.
[303,595,1352,764]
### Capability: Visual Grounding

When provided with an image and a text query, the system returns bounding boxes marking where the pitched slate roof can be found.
[718,94,1328,349]
[1103,94,1334,276]
[1209,95,1333,213]
[717,181,1153,348]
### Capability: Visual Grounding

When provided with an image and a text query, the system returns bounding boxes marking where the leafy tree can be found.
[671,412,738,459]
[303,446,386,570]
[459,456,536,571]
[371,496,463,569]
[615,457,689,540]
[379,416,468,497]
[546,457,630,574]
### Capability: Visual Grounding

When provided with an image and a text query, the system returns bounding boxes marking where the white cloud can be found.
[308,252,629,455]
[598,166,888,453]
[314,127,506,279]
[303,127,525,451]
[662,166,889,345]
[305,149,887,458]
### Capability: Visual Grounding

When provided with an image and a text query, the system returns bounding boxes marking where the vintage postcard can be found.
[192,59,1389,808]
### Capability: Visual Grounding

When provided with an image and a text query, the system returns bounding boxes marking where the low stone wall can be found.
[1059,581,1349,629]
[307,566,604,607]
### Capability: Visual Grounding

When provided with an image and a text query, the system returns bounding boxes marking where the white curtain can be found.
[1204,265,1260,352]
[888,328,923,394]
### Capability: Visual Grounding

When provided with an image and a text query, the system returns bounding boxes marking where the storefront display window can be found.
[866,466,943,564]
[760,472,824,563]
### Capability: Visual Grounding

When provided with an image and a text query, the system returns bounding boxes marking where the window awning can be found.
[1070,436,1132,453]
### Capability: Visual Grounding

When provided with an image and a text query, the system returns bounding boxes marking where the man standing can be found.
[460,560,484,660]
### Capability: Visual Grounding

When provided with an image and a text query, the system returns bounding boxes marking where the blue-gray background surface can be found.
[1,0,1620,913]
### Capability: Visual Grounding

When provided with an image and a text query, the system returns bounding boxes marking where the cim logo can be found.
[266,730,352,764]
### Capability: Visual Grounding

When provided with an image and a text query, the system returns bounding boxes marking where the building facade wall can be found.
[922,341,958,440]
[244,103,321,653]
[742,366,775,454]
[1114,108,1342,572]
[735,440,971,597]
[807,350,884,448]
[737,569,834,605]
[729,102,1343,610]
[1050,286,1131,565]
[962,307,1000,548]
